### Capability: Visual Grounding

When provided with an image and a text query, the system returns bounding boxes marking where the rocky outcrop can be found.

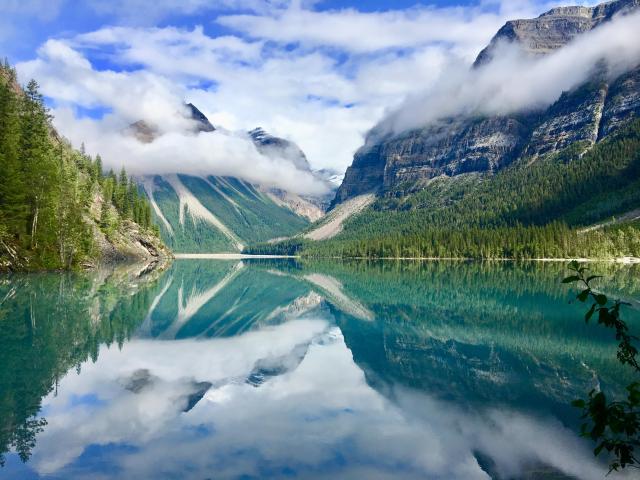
[186,103,215,132]
[128,120,157,143]
[91,219,171,268]
[87,190,172,268]
[475,0,640,66]
[335,117,529,202]
[249,127,310,171]
[333,0,640,204]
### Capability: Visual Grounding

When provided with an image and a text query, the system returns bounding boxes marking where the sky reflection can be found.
[4,261,640,479]
[15,321,622,480]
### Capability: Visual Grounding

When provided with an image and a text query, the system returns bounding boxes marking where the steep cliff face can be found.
[333,0,640,205]
[600,66,640,137]
[335,116,530,203]
[475,0,640,66]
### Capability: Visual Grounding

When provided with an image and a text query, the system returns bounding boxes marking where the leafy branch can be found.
[564,261,640,472]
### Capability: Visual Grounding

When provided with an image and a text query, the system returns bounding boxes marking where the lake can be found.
[1,259,639,480]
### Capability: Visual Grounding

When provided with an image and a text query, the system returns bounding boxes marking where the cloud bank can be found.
[379,9,640,136]
[12,0,610,194]
[18,38,328,195]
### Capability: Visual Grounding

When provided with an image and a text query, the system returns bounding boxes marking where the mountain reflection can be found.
[1,260,639,479]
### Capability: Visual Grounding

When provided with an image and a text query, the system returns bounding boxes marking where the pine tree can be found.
[20,79,59,251]
[0,65,26,238]
[0,59,161,269]
[94,154,103,183]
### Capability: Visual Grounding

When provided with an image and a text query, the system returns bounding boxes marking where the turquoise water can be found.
[1,260,639,479]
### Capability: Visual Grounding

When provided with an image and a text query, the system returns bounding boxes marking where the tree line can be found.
[245,221,640,259]
[0,60,156,270]
[247,118,640,259]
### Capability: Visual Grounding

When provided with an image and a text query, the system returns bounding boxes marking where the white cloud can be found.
[53,107,329,195]
[13,0,615,191]
[19,39,194,132]
[17,39,328,194]
[379,10,640,135]
[26,318,620,479]
[217,0,597,55]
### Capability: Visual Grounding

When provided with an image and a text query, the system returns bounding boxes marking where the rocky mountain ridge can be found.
[130,105,336,251]
[333,0,640,205]
[249,126,335,219]
[475,0,640,66]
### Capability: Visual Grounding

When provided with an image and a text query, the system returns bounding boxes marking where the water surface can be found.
[1,260,639,479]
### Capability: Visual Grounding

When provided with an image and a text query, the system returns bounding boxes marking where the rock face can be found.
[249,127,335,219]
[334,0,640,205]
[88,191,172,268]
[186,103,215,132]
[475,0,640,66]
[249,127,310,171]
[335,116,530,203]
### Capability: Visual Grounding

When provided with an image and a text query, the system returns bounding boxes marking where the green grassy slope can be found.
[147,174,310,253]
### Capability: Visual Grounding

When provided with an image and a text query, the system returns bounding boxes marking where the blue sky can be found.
[3,0,494,62]
[3,0,608,192]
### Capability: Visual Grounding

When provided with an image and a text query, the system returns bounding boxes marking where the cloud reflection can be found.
[19,312,626,480]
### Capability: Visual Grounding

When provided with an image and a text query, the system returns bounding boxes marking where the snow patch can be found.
[164,174,244,251]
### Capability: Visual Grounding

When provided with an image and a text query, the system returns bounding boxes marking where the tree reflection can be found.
[0,265,166,467]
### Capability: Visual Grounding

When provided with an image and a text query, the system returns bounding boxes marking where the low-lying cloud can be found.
[12,0,622,187]
[378,9,640,136]
[18,39,329,195]
[53,109,329,195]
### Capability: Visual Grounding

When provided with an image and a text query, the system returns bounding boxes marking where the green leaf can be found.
[595,294,607,306]
[572,399,586,408]
[585,304,596,323]
[577,289,590,302]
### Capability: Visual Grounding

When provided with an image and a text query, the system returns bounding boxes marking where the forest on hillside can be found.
[0,60,158,270]
[246,120,640,259]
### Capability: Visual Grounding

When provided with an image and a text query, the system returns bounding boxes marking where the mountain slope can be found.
[474,0,640,66]
[0,61,169,271]
[132,105,333,253]
[144,173,310,253]
[260,0,640,259]
[333,0,640,205]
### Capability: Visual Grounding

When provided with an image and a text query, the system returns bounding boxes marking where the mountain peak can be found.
[127,103,215,143]
[186,103,215,133]
[474,0,640,67]
[333,0,640,206]
[248,127,312,172]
